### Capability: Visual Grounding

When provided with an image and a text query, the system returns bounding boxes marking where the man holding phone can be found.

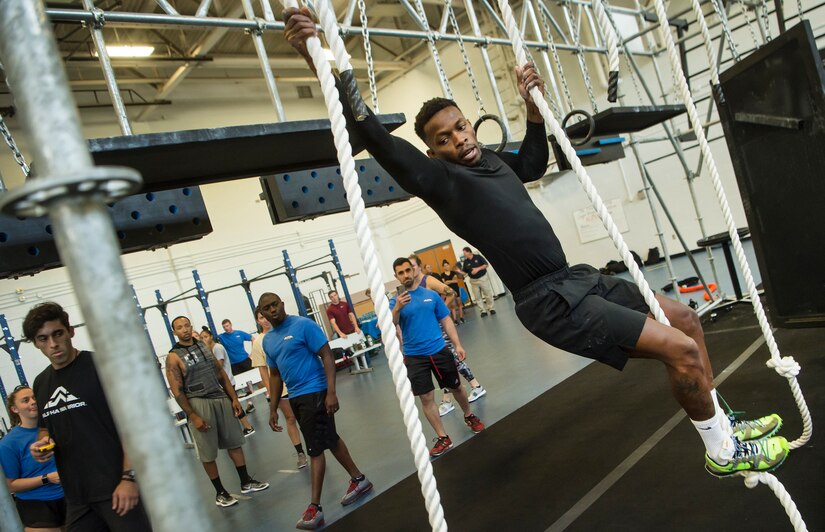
[23,302,152,531]
[391,258,485,457]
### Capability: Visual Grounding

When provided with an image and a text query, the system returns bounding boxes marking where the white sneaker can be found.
[438,401,455,417]
[468,386,487,403]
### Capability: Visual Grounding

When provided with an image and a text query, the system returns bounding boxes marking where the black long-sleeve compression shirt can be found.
[340,88,568,291]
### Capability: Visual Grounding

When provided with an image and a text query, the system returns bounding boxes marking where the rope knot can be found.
[767,356,801,378]
[742,472,761,489]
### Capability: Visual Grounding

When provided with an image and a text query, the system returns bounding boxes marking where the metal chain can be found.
[759,0,772,41]
[566,3,598,112]
[445,0,486,116]
[0,113,31,177]
[708,0,741,62]
[536,0,574,112]
[412,0,453,99]
[736,0,761,48]
[357,0,380,112]
[797,0,805,20]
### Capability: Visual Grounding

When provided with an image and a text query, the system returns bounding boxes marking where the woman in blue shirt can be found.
[0,385,65,531]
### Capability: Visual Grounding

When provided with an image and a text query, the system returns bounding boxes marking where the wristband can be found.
[122,469,136,482]
[41,474,49,485]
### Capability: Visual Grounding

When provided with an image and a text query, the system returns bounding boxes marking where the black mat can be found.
[329,304,824,531]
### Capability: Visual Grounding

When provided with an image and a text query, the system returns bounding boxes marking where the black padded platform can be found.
[564,105,686,139]
[88,114,406,193]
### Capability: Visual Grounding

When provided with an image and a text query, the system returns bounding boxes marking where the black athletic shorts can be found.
[514,264,649,370]
[230,357,253,376]
[404,348,461,396]
[15,497,66,528]
[290,390,340,457]
[66,498,152,532]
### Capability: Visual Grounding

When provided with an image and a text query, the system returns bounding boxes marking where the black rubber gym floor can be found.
[328,302,824,531]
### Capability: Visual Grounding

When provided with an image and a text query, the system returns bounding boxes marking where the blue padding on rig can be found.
[596,136,625,145]
[576,148,602,156]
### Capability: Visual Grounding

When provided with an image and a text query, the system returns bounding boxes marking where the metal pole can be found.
[283,250,309,317]
[154,289,176,346]
[129,285,154,344]
[81,0,132,135]
[329,239,355,313]
[241,0,286,121]
[192,269,218,336]
[45,7,637,55]
[0,314,28,386]
[0,467,23,532]
[0,3,212,530]
[464,0,512,140]
[239,269,258,319]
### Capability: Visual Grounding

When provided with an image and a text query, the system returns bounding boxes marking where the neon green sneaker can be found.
[730,413,782,441]
[705,435,789,477]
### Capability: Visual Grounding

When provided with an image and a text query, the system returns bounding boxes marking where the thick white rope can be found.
[649,0,810,528]
[690,0,720,86]
[652,0,812,451]
[591,0,619,102]
[495,0,669,327]
[297,1,447,530]
[743,472,808,532]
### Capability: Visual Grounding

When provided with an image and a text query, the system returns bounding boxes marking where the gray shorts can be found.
[514,264,649,370]
[188,396,245,462]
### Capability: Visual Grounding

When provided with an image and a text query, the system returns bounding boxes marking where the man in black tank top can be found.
[284,9,788,478]
[166,316,269,508]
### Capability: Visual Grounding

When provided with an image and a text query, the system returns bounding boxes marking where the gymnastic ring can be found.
[474,114,508,152]
[679,282,717,294]
[561,109,596,147]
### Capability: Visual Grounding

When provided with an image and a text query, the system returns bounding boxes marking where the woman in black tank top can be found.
[441,260,465,324]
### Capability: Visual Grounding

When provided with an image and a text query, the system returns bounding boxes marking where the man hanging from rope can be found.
[283,7,788,477]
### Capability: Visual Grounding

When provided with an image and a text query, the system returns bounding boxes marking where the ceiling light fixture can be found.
[104,45,155,58]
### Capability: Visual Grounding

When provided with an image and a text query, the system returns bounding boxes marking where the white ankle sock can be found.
[710,388,732,434]
[692,407,735,463]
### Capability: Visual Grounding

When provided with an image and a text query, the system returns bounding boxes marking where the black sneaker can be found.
[490,309,496,315]
[480,312,488,317]
[241,479,270,493]
[246,403,256,414]
[243,426,256,437]
[216,491,238,507]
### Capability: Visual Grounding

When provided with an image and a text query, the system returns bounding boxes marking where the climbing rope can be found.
[649,0,811,526]
[289,0,447,529]
[356,0,380,113]
[591,0,619,102]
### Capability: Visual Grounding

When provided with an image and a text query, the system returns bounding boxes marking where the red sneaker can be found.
[464,414,485,433]
[296,504,324,530]
[430,435,453,457]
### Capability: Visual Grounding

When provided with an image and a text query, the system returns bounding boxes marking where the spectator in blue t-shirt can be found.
[219,319,258,413]
[258,292,373,530]
[390,257,485,458]
[0,385,65,530]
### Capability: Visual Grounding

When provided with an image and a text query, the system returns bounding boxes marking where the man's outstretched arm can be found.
[282,7,447,199]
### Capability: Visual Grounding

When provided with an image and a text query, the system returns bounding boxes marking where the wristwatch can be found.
[121,469,136,482]
[41,474,49,485]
